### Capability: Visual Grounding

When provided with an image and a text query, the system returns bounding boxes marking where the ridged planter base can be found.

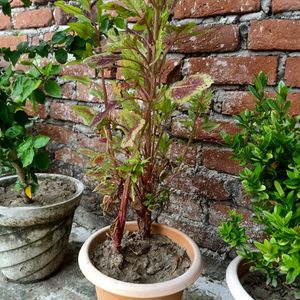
[0,174,84,283]
[79,222,202,300]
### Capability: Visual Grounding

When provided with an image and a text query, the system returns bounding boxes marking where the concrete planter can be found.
[79,221,202,300]
[226,256,253,300]
[0,173,84,283]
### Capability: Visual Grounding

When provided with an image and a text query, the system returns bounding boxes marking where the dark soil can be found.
[91,231,191,284]
[241,271,298,300]
[0,177,76,207]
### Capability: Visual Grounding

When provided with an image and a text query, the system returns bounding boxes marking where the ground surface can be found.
[0,204,234,300]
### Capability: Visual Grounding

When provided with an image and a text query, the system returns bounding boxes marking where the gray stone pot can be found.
[0,173,84,283]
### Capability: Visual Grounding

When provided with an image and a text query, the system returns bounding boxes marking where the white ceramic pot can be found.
[0,173,84,283]
[79,222,203,300]
[226,256,253,300]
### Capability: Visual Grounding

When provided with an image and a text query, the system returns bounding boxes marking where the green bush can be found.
[0,50,62,202]
[219,72,300,296]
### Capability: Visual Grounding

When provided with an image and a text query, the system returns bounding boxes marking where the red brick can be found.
[76,80,115,103]
[160,58,183,84]
[44,32,53,42]
[167,143,197,167]
[222,91,300,116]
[54,7,72,25]
[249,20,300,51]
[189,56,278,85]
[55,147,89,168]
[11,0,47,6]
[172,117,239,144]
[50,102,84,124]
[37,123,106,152]
[11,0,23,7]
[76,82,99,102]
[209,203,263,241]
[25,101,48,119]
[0,35,27,50]
[37,124,74,145]
[61,82,74,99]
[0,14,11,30]
[272,0,300,13]
[174,25,240,53]
[31,35,40,45]
[61,64,95,78]
[285,57,300,88]
[202,147,243,175]
[209,203,251,227]
[174,0,260,18]
[169,174,230,201]
[14,8,53,29]
[236,187,252,207]
[167,193,204,221]
[77,134,106,152]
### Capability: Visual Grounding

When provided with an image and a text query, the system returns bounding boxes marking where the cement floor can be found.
[0,206,233,300]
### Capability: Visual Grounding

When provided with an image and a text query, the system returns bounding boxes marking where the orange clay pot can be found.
[78,221,202,300]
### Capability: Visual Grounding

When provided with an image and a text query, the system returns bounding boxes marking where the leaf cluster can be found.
[0,54,62,201]
[219,72,300,296]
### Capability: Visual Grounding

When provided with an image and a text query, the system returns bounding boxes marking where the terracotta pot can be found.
[0,173,84,283]
[226,256,253,300]
[78,222,202,300]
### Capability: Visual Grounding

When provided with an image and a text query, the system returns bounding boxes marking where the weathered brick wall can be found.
[1,0,300,252]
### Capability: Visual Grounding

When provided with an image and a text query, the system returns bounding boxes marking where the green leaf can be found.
[201,117,220,131]
[17,41,29,53]
[33,135,50,149]
[166,73,213,104]
[62,75,90,84]
[55,1,91,22]
[14,110,29,126]
[73,105,96,125]
[30,89,46,104]
[274,181,285,197]
[21,148,35,167]
[34,152,49,170]
[21,0,30,7]
[44,80,62,98]
[17,137,33,153]
[55,48,68,64]
[0,1,11,16]
[68,22,97,42]
[5,125,25,138]
[51,31,67,44]
[12,76,42,102]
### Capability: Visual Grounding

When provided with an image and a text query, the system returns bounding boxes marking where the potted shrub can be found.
[0,51,84,282]
[219,72,300,299]
[54,0,217,299]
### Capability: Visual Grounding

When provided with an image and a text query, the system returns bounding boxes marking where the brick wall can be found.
[1,0,300,252]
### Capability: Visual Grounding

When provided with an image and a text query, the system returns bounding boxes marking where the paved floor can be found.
[0,206,234,300]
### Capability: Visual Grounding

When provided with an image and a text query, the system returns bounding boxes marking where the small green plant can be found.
[55,0,217,252]
[0,49,63,202]
[219,72,300,296]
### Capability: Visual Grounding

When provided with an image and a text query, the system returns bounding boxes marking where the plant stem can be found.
[11,161,32,203]
[112,177,131,251]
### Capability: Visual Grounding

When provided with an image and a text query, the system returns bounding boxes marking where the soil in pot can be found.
[241,271,298,300]
[91,231,191,284]
[0,177,76,207]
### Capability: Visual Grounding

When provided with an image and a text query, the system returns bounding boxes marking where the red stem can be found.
[112,177,131,251]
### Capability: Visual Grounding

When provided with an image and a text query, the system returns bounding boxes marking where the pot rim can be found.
[0,173,84,211]
[226,256,253,300]
[78,221,202,298]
